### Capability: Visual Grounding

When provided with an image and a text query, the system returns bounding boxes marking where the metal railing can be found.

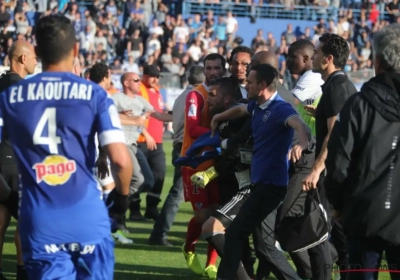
[346,68,374,86]
[183,1,388,21]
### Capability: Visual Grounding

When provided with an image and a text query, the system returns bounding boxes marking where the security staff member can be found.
[0,40,37,280]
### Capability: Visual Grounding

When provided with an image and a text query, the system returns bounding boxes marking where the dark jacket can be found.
[325,71,400,243]
[0,72,23,165]
[226,84,315,169]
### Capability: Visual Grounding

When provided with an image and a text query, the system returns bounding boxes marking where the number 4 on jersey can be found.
[33,108,61,154]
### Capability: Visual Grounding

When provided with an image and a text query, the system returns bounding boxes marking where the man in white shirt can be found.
[225,11,238,35]
[122,55,140,73]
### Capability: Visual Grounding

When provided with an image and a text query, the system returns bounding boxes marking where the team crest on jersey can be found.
[188,104,197,117]
[195,202,203,209]
[263,111,271,122]
[33,155,77,186]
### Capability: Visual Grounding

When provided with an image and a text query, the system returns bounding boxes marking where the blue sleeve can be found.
[247,100,256,115]
[95,88,126,147]
[276,102,298,126]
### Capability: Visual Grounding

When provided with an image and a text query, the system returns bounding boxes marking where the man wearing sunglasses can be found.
[128,66,173,222]
[115,71,172,223]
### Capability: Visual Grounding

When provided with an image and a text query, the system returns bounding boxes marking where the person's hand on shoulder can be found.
[210,114,221,137]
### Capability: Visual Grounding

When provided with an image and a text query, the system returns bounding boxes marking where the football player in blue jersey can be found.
[0,15,133,279]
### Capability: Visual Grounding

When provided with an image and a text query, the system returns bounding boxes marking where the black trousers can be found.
[277,171,333,280]
[0,164,19,191]
[347,236,400,280]
[319,176,349,280]
[253,209,299,280]
[0,164,19,219]
[217,184,288,280]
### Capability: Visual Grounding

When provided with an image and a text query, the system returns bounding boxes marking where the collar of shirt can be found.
[186,84,195,91]
[258,91,278,110]
[321,70,346,91]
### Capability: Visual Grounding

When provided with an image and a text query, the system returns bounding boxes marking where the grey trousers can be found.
[127,144,144,196]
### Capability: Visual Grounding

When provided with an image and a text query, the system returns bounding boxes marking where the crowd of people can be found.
[0,0,397,90]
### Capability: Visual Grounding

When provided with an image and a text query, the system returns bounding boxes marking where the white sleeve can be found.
[291,73,323,104]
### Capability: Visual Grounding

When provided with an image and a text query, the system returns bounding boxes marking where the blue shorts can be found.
[23,235,114,280]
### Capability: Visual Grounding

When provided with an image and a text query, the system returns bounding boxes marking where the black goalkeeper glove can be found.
[106,188,129,215]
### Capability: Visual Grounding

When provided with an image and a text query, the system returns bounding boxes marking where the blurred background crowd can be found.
[0,0,395,88]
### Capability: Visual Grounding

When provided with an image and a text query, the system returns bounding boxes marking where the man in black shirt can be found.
[303,33,358,280]
[0,40,36,280]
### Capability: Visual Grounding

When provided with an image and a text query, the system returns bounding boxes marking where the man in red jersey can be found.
[181,53,226,279]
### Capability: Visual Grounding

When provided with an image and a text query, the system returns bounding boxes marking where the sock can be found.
[242,238,255,278]
[206,243,218,266]
[17,265,26,272]
[242,238,253,265]
[207,234,225,257]
[184,217,202,253]
[103,190,112,204]
[17,264,28,280]
[207,234,250,280]
[110,217,118,233]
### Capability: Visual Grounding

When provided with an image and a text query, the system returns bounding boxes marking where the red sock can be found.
[184,217,202,253]
[206,243,218,266]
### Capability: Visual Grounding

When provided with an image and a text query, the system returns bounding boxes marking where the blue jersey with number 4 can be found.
[0,72,125,249]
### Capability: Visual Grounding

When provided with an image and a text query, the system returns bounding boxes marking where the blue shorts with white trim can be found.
[23,235,114,280]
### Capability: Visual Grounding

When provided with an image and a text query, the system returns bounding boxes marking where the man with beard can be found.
[192,77,253,280]
[181,53,226,279]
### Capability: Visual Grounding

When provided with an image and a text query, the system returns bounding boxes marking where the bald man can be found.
[251,51,296,107]
[0,40,35,280]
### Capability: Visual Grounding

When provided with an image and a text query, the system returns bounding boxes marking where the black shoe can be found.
[129,211,147,221]
[16,265,28,280]
[148,238,173,247]
[144,208,160,221]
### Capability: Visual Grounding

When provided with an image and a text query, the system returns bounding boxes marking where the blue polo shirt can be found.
[247,93,297,186]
